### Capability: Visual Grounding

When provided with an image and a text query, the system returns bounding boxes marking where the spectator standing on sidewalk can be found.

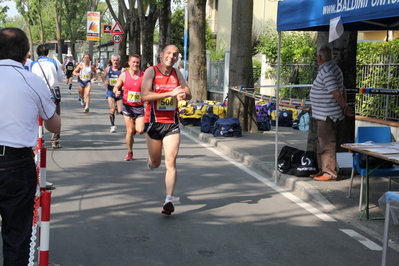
[73,54,97,113]
[0,27,61,266]
[102,54,126,133]
[114,54,145,161]
[178,60,188,81]
[141,44,192,215]
[31,44,64,149]
[310,44,353,181]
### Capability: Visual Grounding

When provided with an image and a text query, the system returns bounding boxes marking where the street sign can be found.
[112,34,122,43]
[111,22,124,34]
[103,24,112,33]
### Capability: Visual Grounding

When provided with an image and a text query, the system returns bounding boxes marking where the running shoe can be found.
[147,159,155,171]
[68,90,71,95]
[110,126,117,133]
[81,99,85,106]
[162,201,175,215]
[124,153,133,161]
[46,181,55,190]
[52,143,62,149]
[78,96,81,102]
[84,107,89,113]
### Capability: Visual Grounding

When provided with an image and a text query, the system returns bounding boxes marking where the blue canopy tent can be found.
[277,0,399,32]
[274,0,399,182]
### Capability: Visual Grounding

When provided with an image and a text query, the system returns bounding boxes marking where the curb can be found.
[181,126,337,214]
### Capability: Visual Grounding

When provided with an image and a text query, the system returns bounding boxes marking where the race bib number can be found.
[157,97,176,111]
[127,91,141,103]
[67,66,74,70]
[82,74,90,79]
[109,78,117,85]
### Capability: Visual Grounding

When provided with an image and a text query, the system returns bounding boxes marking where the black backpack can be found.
[278,110,293,127]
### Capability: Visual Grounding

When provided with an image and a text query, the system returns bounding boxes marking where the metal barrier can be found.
[230,86,311,109]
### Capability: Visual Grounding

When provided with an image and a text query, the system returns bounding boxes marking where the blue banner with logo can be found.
[277,0,399,32]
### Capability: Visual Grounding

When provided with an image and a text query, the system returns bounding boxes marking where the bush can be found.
[253,59,261,85]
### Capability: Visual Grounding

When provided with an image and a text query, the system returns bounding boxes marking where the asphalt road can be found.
[5,82,399,266]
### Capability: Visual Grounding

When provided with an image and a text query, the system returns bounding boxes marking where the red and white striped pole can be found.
[37,116,43,150]
[35,116,52,265]
[39,191,51,266]
[36,116,47,190]
[39,147,47,191]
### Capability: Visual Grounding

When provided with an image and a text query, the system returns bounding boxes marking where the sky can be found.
[5,1,17,17]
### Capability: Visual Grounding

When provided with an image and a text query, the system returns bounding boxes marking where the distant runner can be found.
[73,54,97,113]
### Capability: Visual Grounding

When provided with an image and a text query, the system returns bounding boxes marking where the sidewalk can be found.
[181,124,399,251]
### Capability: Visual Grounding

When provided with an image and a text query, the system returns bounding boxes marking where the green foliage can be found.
[206,18,223,61]
[255,27,316,98]
[0,4,8,24]
[170,7,184,54]
[205,19,215,51]
[256,27,316,65]
[357,40,399,90]
[253,59,261,85]
[356,40,399,120]
[208,46,225,61]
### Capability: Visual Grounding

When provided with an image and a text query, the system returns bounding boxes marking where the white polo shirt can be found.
[31,56,64,88]
[0,59,56,148]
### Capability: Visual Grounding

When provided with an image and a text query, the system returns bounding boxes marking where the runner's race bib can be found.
[128,91,141,103]
[157,97,176,111]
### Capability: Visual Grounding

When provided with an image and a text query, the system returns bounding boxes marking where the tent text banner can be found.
[277,0,399,32]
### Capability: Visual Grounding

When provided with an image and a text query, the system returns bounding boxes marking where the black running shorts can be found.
[145,122,180,140]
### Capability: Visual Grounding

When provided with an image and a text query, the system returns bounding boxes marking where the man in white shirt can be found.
[31,44,65,149]
[0,27,60,266]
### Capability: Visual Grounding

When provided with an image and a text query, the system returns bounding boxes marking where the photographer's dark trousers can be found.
[0,155,36,266]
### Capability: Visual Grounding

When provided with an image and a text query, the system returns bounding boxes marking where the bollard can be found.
[39,191,51,266]
[39,148,47,191]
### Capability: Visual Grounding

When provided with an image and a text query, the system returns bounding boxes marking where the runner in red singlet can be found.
[114,54,145,161]
[141,45,192,215]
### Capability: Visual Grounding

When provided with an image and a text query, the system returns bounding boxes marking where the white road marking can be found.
[182,131,336,222]
[340,229,382,250]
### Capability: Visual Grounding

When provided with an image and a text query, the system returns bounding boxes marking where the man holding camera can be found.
[31,44,65,149]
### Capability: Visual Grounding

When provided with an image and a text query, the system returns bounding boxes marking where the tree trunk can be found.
[227,0,257,133]
[158,0,171,54]
[117,3,127,65]
[54,3,63,63]
[307,31,357,152]
[138,1,158,69]
[188,0,207,101]
[128,10,141,59]
[333,31,357,151]
[26,23,35,60]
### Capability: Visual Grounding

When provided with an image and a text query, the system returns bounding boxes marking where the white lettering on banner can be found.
[323,0,369,15]
[372,0,399,6]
